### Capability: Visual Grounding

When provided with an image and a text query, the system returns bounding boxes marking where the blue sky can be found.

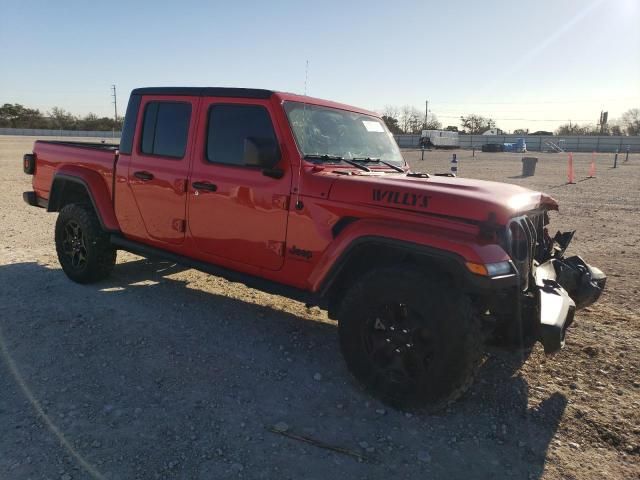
[1,0,638,131]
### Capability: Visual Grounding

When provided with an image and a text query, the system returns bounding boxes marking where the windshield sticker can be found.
[373,189,431,209]
[362,120,384,132]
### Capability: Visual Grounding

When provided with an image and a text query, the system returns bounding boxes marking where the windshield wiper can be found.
[351,157,405,173]
[303,154,371,172]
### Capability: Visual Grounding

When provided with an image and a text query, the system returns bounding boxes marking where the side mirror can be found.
[243,137,281,169]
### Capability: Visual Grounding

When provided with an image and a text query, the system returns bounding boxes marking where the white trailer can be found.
[420,130,459,149]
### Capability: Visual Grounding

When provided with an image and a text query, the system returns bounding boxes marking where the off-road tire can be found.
[55,204,116,283]
[337,266,482,411]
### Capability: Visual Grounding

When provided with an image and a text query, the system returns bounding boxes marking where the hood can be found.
[328,173,558,224]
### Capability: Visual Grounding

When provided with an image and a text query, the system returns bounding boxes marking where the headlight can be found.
[465,261,513,277]
[486,261,513,276]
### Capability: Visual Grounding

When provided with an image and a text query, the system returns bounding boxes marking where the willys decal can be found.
[372,189,431,209]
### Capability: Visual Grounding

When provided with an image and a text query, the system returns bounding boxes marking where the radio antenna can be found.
[294,60,309,210]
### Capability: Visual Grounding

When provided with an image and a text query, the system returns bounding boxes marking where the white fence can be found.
[2,128,638,153]
[0,128,121,138]
[394,134,640,153]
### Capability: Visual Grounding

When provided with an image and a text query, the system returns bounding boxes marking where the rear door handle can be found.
[134,171,154,181]
[192,181,217,192]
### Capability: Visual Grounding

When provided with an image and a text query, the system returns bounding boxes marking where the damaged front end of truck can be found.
[486,211,606,354]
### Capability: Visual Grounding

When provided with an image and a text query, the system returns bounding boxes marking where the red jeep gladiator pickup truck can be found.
[23,87,606,409]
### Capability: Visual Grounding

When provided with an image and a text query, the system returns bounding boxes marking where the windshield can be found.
[284,101,405,166]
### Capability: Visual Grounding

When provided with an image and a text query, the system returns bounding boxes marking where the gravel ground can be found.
[0,136,638,479]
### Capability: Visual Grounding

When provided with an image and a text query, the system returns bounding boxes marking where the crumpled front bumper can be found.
[535,256,606,354]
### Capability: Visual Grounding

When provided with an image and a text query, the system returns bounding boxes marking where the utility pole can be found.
[111,85,118,126]
[424,99,428,129]
[599,110,608,134]
[599,111,602,134]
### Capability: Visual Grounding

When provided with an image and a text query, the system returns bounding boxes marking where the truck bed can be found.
[37,140,119,151]
[31,140,120,202]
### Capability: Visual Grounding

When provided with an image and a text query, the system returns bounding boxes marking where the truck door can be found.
[187,99,291,271]
[127,96,197,245]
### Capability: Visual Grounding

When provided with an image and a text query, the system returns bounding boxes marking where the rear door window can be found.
[140,102,191,158]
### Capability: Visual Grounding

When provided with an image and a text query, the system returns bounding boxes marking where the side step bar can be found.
[110,235,315,305]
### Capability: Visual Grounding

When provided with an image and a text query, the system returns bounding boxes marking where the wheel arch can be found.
[48,171,120,232]
[319,237,470,319]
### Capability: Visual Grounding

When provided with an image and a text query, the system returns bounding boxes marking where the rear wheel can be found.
[55,204,116,283]
[338,266,482,410]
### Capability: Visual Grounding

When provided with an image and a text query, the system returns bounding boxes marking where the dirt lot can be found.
[0,136,638,480]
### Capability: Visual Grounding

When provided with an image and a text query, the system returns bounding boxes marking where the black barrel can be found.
[521,157,538,177]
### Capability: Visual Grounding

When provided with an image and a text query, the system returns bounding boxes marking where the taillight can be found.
[23,153,36,175]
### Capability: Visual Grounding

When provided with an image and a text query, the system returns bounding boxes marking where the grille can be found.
[506,215,538,290]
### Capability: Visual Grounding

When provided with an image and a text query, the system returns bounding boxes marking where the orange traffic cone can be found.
[568,152,575,184]
[588,152,596,178]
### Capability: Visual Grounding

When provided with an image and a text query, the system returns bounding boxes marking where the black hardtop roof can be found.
[131,87,274,99]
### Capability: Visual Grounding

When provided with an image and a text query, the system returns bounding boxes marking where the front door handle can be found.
[134,171,154,181]
[192,181,217,192]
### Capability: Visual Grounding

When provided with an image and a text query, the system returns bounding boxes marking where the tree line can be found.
[0,103,121,131]
[381,104,640,136]
[381,105,441,134]
[553,109,639,136]
[381,105,505,135]
[3,101,638,136]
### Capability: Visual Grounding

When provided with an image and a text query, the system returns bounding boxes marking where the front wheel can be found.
[338,266,482,410]
[55,204,116,283]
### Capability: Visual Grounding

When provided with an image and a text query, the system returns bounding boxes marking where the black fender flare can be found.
[318,236,517,299]
[47,174,119,232]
